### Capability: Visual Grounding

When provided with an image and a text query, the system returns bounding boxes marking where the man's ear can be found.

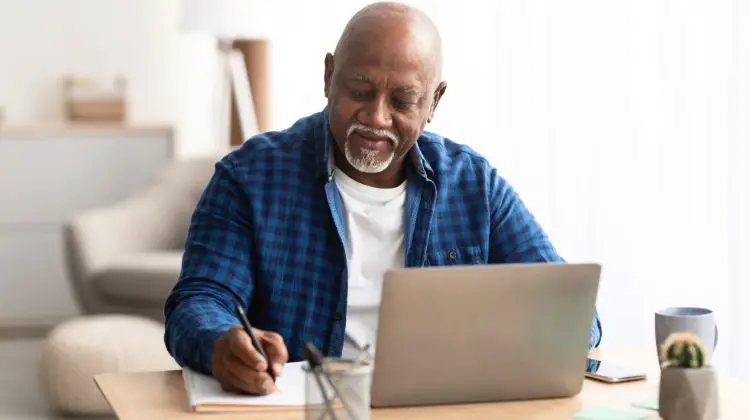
[427,81,447,123]
[324,53,334,98]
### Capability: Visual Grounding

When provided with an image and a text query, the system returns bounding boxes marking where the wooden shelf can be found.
[0,123,173,137]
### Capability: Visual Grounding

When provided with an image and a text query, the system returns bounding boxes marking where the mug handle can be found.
[714,323,719,350]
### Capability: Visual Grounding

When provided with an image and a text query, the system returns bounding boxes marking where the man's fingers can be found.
[221,371,261,395]
[225,354,276,395]
[212,327,280,397]
[226,327,287,378]
[260,331,288,375]
[219,378,242,394]
[228,328,267,371]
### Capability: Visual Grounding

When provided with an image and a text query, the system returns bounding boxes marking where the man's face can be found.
[323,33,445,175]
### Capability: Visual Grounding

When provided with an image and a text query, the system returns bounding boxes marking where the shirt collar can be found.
[316,107,434,182]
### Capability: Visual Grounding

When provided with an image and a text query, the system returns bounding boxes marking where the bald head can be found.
[323,1,447,187]
[333,2,443,82]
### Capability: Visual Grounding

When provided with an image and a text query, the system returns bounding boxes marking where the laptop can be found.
[369,262,601,408]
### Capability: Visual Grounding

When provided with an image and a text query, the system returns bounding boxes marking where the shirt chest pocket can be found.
[427,245,484,266]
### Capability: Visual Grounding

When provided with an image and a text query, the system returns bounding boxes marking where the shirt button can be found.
[333,312,343,321]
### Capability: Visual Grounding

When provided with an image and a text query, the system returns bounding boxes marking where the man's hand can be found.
[212,325,289,395]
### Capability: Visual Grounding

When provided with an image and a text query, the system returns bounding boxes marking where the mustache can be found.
[347,123,399,145]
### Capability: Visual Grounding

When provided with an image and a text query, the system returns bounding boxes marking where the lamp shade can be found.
[180,0,271,39]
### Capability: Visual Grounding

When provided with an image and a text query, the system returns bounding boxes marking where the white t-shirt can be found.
[333,167,406,358]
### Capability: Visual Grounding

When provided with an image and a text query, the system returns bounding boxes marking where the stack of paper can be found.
[183,361,310,412]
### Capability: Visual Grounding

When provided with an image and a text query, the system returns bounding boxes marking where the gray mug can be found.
[655,307,718,365]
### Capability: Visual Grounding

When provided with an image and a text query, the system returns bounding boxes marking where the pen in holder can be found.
[303,342,373,420]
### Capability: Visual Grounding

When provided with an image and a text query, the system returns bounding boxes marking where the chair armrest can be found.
[62,157,218,315]
[64,184,187,281]
[95,251,185,305]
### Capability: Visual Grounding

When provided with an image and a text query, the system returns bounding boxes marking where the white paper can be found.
[183,361,309,412]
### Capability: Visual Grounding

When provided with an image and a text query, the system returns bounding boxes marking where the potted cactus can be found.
[659,332,719,420]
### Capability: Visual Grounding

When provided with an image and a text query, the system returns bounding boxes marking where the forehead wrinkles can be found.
[336,32,437,91]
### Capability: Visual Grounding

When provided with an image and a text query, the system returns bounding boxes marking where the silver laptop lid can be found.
[370,262,601,408]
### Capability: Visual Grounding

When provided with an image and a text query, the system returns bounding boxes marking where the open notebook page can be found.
[183,361,311,412]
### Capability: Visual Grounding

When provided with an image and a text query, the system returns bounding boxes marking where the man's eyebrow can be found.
[348,73,422,95]
[349,73,373,83]
[394,85,421,95]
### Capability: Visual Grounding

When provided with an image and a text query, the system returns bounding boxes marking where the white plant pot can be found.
[659,366,719,420]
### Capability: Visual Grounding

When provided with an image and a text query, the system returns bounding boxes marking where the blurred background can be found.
[0,0,748,418]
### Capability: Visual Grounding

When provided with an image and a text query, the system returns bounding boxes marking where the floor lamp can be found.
[180,0,270,152]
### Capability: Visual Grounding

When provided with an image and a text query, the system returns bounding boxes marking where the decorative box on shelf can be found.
[63,76,128,123]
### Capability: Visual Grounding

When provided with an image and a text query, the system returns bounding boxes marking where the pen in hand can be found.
[235,304,276,384]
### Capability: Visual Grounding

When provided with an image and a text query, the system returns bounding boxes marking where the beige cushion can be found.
[39,315,179,415]
[94,252,182,304]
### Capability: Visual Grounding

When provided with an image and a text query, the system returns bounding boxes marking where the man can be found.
[164,1,602,396]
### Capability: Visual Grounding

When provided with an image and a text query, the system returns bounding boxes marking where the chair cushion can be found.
[94,251,182,305]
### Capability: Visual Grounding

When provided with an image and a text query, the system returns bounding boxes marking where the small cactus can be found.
[660,332,708,368]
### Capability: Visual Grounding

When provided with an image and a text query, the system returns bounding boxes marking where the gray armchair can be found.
[63,157,219,321]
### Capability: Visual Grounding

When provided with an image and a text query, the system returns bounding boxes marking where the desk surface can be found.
[94,348,750,419]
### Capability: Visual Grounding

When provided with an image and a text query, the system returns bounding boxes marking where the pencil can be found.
[235,304,276,383]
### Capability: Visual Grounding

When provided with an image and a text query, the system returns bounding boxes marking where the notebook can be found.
[183,361,312,412]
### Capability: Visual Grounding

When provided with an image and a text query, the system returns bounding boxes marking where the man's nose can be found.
[360,95,392,129]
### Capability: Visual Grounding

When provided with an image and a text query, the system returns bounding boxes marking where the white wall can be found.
[729,0,750,381]
[0,0,220,158]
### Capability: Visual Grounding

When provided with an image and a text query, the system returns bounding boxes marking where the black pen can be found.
[235,304,276,383]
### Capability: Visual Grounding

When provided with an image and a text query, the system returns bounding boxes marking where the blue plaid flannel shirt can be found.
[163,109,602,375]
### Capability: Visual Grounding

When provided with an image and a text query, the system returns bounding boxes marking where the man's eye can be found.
[351,90,368,100]
[393,99,415,109]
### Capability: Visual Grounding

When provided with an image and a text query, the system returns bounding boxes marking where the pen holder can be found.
[303,359,373,420]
